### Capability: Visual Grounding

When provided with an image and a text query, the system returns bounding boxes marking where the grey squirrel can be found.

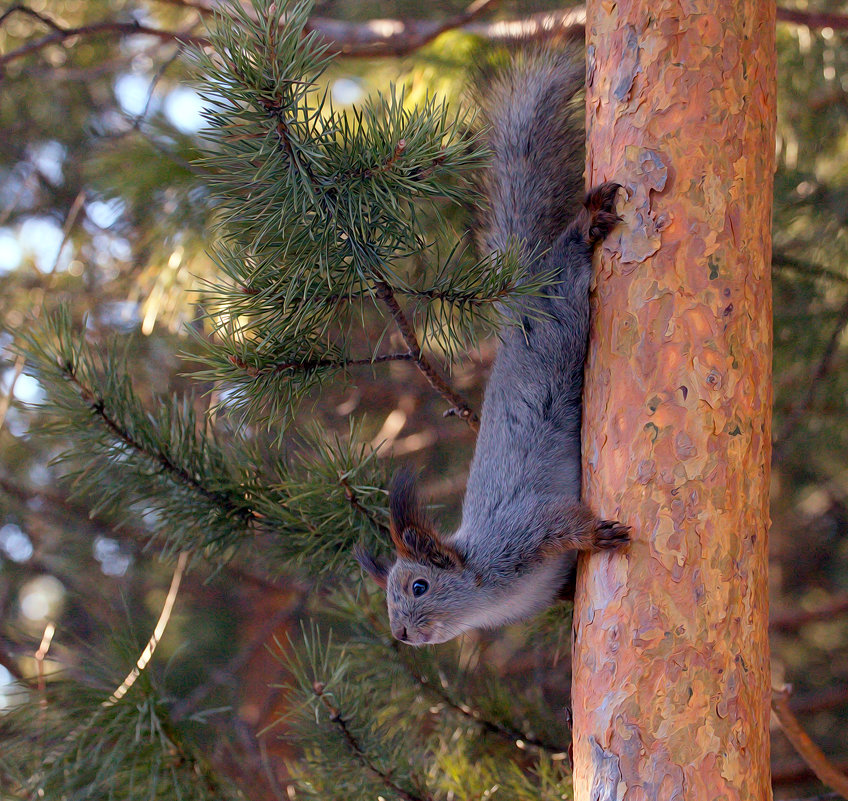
[356,48,629,646]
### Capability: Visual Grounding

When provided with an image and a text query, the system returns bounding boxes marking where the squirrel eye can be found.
[412,579,429,597]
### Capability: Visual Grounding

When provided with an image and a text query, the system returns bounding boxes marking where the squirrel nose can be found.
[392,625,408,642]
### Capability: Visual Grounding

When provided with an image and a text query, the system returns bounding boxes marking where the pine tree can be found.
[1,2,577,798]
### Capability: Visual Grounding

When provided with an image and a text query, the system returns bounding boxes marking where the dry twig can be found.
[772,684,848,799]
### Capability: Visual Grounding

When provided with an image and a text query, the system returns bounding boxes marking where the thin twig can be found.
[227,351,414,378]
[106,551,189,705]
[339,476,390,536]
[312,682,432,801]
[376,282,479,431]
[34,623,56,711]
[772,684,848,799]
[41,552,189,766]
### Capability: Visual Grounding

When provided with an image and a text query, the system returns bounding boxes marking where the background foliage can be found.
[1,1,847,799]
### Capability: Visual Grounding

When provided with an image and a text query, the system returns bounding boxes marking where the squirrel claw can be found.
[593,519,631,550]
[583,182,622,244]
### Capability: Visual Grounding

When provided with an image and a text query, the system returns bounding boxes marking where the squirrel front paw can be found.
[592,519,631,550]
[581,182,622,245]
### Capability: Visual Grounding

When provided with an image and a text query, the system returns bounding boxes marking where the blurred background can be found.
[1,1,848,798]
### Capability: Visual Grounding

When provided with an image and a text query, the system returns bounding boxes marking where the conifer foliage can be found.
[1,1,575,799]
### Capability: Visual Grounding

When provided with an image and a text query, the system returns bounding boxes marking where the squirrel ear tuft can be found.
[353,545,391,590]
[389,470,463,570]
[388,469,426,541]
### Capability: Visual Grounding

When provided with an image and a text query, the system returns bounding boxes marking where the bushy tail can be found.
[475,48,585,261]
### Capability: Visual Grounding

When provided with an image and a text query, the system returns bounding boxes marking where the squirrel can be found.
[355,48,630,646]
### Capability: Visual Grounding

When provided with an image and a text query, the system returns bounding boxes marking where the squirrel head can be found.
[355,471,479,646]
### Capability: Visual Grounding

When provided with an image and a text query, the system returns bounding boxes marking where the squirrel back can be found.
[355,50,627,646]
[475,47,585,260]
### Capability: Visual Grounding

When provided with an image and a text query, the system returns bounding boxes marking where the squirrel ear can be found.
[389,470,463,570]
[388,469,427,543]
[353,545,391,590]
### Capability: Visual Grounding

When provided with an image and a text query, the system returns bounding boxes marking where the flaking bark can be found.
[572,1,776,799]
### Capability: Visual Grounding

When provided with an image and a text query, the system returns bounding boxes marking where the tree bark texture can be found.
[572,2,776,800]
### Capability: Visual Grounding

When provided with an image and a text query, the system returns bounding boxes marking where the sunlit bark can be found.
[573,1,776,798]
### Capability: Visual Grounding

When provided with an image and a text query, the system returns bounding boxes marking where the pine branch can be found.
[396,645,568,756]
[312,681,432,801]
[227,350,414,377]
[63,366,252,520]
[376,280,480,430]
[339,476,390,537]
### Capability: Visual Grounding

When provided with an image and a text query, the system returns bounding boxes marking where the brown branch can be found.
[154,0,509,57]
[782,795,842,801]
[375,282,479,431]
[155,1,848,51]
[312,681,432,801]
[772,684,848,799]
[788,684,848,717]
[773,253,848,286]
[776,7,848,30]
[339,477,390,537]
[0,473,298,600]
[227,351,414,377]
[774,759,848,788]
[0,6,207,68]
[771,594,848,633]
[171,598,306,721]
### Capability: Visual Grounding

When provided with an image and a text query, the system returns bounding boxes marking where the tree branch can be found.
[227,351,414,377]
[773,253,848,286]
[0,5,206,69]
[772,684,848,799]
[375,282,479,431]
[339,476,390,537]
[396,644,569,757]
[771,593,848,633]
[312,681,432,801]
[776,7,848,30]
[63,368,254,522]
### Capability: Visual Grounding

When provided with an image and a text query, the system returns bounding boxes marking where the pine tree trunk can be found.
[572,2,776,799]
